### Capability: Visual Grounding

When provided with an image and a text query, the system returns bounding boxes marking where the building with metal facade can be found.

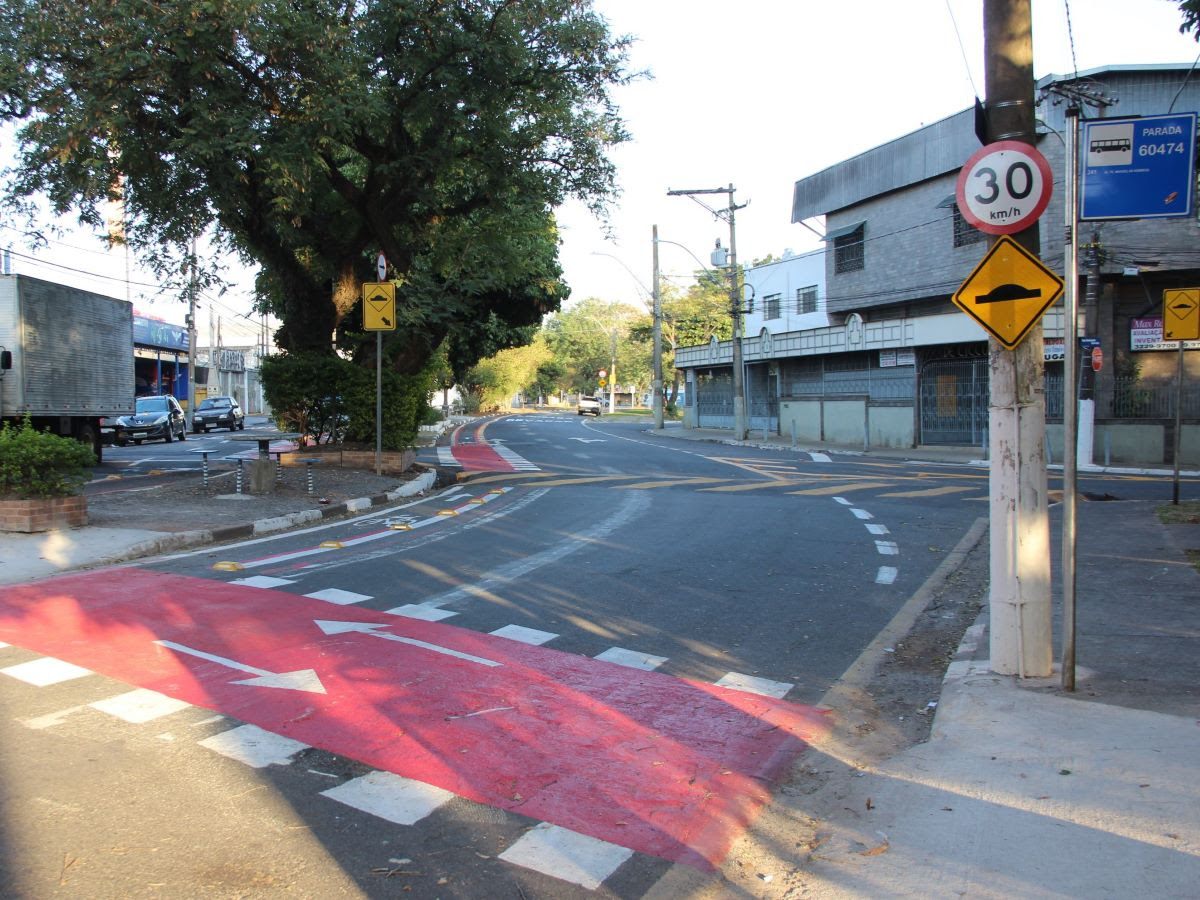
[675,64,1200,464]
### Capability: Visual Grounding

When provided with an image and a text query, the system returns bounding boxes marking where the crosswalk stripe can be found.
[787,482,892,496]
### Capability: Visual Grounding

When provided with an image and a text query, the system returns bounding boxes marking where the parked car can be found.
[192,395,245,433]
[577,395,602,416]
[99,416,119,445]
[114,395,187,445]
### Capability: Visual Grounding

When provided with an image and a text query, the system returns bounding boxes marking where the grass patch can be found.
[1157,500,1200,525]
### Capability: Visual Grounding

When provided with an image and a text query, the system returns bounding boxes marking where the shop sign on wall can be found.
[1130,317,1200,352]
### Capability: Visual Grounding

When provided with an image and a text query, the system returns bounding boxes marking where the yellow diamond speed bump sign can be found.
[362,282,396,331]
[1163,288,1200,341]
[952,235,1064,350]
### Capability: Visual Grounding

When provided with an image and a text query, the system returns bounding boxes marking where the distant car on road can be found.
[577,395,603,416]
[114,395,187,445]
[192,395,245,433]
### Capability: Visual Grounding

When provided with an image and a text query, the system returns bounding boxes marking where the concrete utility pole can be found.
[652,225,664,429]
[984,0,1053,677]
[668,185,747,440]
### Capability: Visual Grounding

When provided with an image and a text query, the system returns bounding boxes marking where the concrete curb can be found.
[97,470,438,566]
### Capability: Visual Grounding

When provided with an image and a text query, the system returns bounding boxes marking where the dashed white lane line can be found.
[386,603,457,621]
[594,647,667,671]
[874,540,899,555]
[199,723,309,768]
[304,588,372,606]
[91,688,192,724]
[866,523,890,535]
[808,451,832,462]
[1,657,92,686]
[499,822,634,891]
[230,575,296,589]
[850,508,874,520]
[490,624,558,645]
[833,496,853,505]
[714,671,794,699]
[876,566,899,585]
[321,771,455,826]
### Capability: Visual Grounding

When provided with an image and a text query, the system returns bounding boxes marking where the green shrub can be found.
[261,351,432,450]
[0,417,96,498]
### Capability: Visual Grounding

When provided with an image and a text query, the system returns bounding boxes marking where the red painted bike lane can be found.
[1,569,827,869]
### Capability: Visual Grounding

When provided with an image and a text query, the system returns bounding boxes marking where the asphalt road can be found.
[1,412,1194,897]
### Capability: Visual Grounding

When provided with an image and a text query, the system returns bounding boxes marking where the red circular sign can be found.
[1091,347,1103,372]
[956,141,1054,236]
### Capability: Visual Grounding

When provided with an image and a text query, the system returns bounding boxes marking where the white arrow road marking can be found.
[154,640,327,693]
[315,621,502,667]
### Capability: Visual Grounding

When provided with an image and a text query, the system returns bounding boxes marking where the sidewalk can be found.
[0,468,438,585]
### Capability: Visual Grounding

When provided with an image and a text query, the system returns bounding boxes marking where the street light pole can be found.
[667,184,747,440]
[652,225,663,429]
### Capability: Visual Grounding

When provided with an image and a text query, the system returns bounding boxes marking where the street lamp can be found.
[667,184,747,440]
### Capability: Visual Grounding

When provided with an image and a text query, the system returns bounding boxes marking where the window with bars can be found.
[796,285,818,315]
[834,224,865,273]
[763,293,781,320]
[953,206,985,247]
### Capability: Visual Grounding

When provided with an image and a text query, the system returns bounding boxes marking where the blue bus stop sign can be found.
[1080,113,1197,220]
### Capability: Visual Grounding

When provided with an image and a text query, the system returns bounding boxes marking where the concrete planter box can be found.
[278,447,415,475]
[0,495,88,533]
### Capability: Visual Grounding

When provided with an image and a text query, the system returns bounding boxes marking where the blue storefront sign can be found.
[1080,113,1197,220]
[132,314,189,352]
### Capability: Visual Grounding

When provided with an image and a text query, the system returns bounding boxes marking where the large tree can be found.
[0,0,630,374]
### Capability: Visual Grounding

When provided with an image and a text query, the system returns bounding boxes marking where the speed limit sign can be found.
[956,140,1053,235]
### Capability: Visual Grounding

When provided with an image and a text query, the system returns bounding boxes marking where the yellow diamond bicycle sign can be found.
[952,236,1064,350]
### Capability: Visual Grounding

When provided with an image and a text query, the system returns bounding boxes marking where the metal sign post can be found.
[1164,288,1200,505]
[1061,107,1080,692]
[362,279,397,476]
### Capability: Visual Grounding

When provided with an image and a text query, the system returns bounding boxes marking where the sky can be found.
[3,0,1198,337]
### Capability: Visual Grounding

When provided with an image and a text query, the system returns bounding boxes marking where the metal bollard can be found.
[275,454,283,484]
[200,451,209,489]
[235,458,244,494]
[306,460,316,495]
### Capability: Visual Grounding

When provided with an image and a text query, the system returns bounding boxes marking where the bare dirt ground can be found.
[85,461,428,533]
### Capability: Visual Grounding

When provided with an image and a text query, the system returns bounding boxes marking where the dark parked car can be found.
[114,395,187,445]
[192,395,245,433]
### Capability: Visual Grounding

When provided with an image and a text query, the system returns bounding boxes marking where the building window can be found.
[763,293,781,320]
[953,207,985,247]
[834,224,865,273]
[796,286,818,315]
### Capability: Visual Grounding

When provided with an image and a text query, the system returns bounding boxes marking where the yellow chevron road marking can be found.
[620,476,726,490]
[702,480,809,493]
[523,474,638,488]
[464,472,553,485]
[787,482,894,496]
[877,485,977,498]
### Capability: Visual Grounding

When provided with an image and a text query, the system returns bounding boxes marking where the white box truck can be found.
[0,275,135,461]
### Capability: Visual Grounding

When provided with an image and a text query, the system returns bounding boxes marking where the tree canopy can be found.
[0,0,632,376]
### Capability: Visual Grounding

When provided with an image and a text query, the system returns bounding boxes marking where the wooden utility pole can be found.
[984,0,1053,677]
